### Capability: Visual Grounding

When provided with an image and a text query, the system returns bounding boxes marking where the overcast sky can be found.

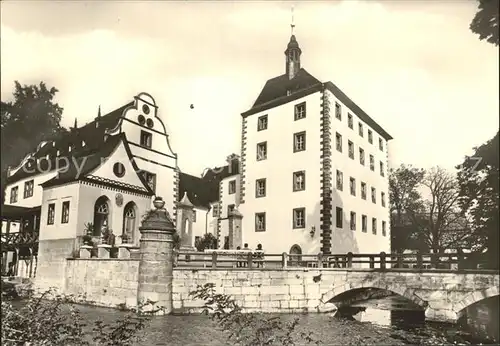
[1,1,498,176]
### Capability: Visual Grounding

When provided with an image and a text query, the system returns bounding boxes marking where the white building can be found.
[237,33,393,256]
[2,31,392,273]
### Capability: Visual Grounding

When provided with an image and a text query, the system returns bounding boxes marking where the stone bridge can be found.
[170,267,500,323]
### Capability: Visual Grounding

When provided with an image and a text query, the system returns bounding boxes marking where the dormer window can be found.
[140,131,152,148]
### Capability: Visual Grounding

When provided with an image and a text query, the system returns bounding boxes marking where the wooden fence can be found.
[174,250,493,271]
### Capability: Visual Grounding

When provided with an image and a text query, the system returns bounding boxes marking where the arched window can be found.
[289,244,302,265]
[93,196,110,236]
[122,202,136,243]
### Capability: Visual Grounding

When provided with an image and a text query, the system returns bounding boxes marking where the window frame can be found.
[335,102,342,120]
[61,201,70,224]
[336,132,342,152]
[257,141,267,161]
[255,178,266,198]
[23,180,34,199]
[140,130,152,148]
[293,171,306,192]
[350,177,356,196]
[255,212,266,232]
[257,115,268,131]
[350,211,356,231]
[228,180,236,195]
[294,102,306,121]
[293,131,306,153]
[293,207,306,229]
[336,207,343,228]
[47,203,56,225]
[10,186,18,204]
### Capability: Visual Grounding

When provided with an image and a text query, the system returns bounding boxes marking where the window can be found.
[379,138,384,151]
[348,114,353,129]
[336,170,343,191]
[142,171,157,192]
[258,115,268,131]
[61,201,70,224]
[255,212,266,232]
[371,187,376,204]
[294,102,306,120]
[227,204,235,215]
[94,197,109,236]
[293,131,306,152]
[361,182,367,200]
[257,142,267,161]
[227,180,236,195]
[380,161,385,177]
[10,186,18,203]
[113,162,125,178]
[362,215,367,232]
[370,155,375,171]
[24,180,34,199]
[358,123,364,137]
[47,203,55,225]
[123,202,137,242]
[350,211,356,231]
[287,90,292,96]
[193,210,197,222]
[212,204,220,217]
[348,140,354,159]
[382,221,387,236]
[368,130,373,144]
[293,171,305,191]
[381,192,386,207]
[140,130,152,148]
[336,207,343,228]
[359,148,365,165]
[372,218,377,235]
[335,102,341,120]
[336,132,342,152]
[256,178,266,198]
[350,177,356,196]
[293,208,306,229]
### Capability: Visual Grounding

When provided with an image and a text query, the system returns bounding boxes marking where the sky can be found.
[1,0,498,176]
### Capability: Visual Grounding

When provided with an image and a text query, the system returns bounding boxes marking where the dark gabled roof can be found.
[252,68,321,109]
[40,133,154,195]
[178,158,240,209]
[7,102,133,184]
[179,172,217,209]
[241,70,393,141]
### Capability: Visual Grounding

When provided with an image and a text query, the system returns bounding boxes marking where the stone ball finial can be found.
[153,196,166,210]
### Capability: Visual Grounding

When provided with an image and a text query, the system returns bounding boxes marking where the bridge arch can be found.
[318,281,428,311]
[453,286,499,315]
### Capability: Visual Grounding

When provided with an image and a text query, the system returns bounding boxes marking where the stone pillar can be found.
[137,196,176,315]
[228,208,243,249]
[175,191,196,251]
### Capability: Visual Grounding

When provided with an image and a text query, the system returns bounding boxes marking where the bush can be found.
[1,287,159,345]
[189,283,320,346]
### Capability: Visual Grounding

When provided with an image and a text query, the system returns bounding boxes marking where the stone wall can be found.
[36,238,76,293]
[64,259,139,308]
[172,269,322,314]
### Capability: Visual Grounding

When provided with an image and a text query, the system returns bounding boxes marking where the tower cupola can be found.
[284,7,302,79]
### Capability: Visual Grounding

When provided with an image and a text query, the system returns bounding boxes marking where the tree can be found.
[1,81,67,201]
[413,167,473,253]
[390,165,477,254]
[195,233,217,252]
[389,164,425,252]
[470,0,499,46]
[457,132,499,268]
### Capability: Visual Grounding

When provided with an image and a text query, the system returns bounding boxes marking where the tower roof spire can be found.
[290,5,295,35]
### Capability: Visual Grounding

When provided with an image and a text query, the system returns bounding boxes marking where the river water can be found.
[71,295,497,346]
